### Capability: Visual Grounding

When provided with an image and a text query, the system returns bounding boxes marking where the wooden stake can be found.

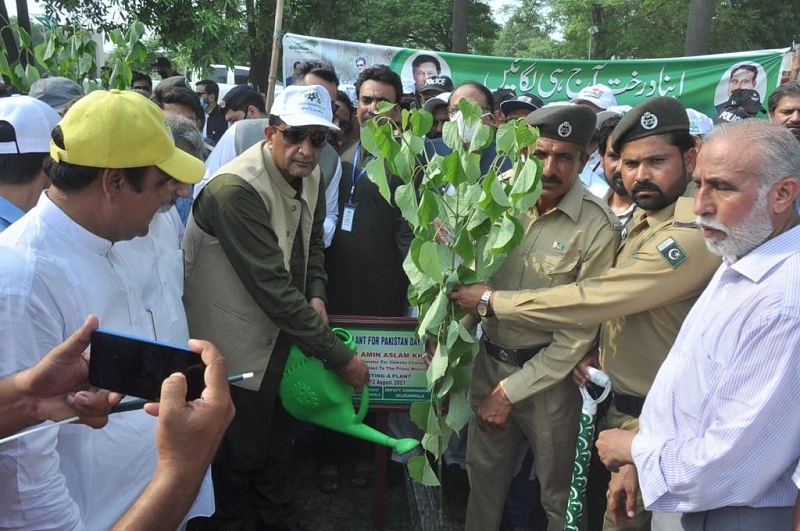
[266,0,285,111]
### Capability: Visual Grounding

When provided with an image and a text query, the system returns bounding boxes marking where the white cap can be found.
[0,95,61,155]
[686,108,713,136]
[269,85,339,130]
[571,84,618,110]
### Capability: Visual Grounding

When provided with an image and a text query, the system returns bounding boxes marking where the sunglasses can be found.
[277,127,329,148]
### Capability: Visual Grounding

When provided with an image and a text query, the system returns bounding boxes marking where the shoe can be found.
[315,465,341,494]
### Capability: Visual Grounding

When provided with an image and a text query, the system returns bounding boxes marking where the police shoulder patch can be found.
[656,237,688,268]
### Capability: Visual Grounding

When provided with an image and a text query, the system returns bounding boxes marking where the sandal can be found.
[349,461,374,489]
[315,465,342,494]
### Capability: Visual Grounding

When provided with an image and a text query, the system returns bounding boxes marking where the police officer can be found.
[450,97,721,531]
[453,104,622,531]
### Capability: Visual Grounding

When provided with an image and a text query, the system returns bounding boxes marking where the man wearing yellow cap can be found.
[0,89,211,530]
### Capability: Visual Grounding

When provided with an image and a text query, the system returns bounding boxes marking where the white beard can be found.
[696,192,774,259]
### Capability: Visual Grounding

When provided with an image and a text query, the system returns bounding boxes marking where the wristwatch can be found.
[476,289,494,318]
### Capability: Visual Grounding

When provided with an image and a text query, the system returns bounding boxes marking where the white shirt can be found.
[632,225,800,513]
[195,121,341,246]
[794,460,800,489]
[0,192,212,530]
[578,150,610,199]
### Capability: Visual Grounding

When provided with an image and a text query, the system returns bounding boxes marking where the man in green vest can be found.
[183,84,369,530]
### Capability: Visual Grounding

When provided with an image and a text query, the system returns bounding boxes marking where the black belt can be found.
[612,392,646,418]
[482,336,544,367]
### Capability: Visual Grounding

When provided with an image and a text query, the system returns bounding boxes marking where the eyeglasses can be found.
[277,127,329,148]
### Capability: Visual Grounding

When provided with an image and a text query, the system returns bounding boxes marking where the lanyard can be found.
[349,142,375,202]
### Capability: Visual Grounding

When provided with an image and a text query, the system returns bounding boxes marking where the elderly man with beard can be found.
[450,97,720,531]
[597,118,800,530]
[597,114,635,225]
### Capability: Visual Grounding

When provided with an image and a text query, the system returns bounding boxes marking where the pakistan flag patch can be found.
[657,237,687,268]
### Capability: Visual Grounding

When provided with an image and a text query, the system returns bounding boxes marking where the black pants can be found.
[200,337,299,531]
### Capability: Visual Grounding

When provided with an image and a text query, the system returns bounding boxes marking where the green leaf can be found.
[34,42,48,66]
[418,189,439,227]
[490,178,511,207]
[410,401,431,432]
[376,100,397,115]
[79,52,93,76]
[411,109,433,137]
[395,183,419,229]
[510,158,541,208]
[469,123,493,153]
[109,29,124,46]
[493,215,517,251]
[463,152,481,183]
[43,37,56,62]
[125,42,147,63]
[419,289,447,336]
[24,63,40,84]
[458,98,482,121]
[428,340,449,384]
[0,51,10,77]
[436,373,454,398]
[401,108,410,130]
[516,123,537,150]
[365,158,391,203]
[441,152,459,184]
[452,229,475,265]
[442,120,461,152]
[496,122,516,153]
[373,123,397,160]
[444,320,460,349]
[17,26,32,50]
[445,391,473,432]
[360,123,379,157]
[128,20,146,45]
[408,455,441,487]
[418,241,443,281]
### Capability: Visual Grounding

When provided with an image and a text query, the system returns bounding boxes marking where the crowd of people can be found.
[0,52,798,531]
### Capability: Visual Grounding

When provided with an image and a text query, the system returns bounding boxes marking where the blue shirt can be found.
[0,195,24,232]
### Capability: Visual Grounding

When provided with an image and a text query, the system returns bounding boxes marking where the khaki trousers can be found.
[466,352,581,531]
[602,404,651,531]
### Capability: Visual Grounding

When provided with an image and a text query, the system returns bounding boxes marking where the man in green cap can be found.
[450,96,720,530]
[451,103,621,531]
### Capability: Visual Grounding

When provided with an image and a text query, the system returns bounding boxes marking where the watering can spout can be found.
[279,328,421,454]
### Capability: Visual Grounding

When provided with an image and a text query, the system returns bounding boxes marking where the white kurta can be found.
[0,192,213,530]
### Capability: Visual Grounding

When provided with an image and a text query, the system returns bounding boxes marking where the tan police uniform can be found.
[466,104,621,531]
[489,98,722,530]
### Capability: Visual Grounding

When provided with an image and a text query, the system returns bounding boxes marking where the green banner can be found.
[283,33,790,118]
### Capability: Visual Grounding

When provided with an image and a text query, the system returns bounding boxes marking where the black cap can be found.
[611,97,689,154]
[220,84,258,111]
[500,93,545,117]
[423,96,448,113]
[713,108,750,125]
[420,75,454,95]
[722,88,766,114]
[524,104,596,149]
[152,76,189,100]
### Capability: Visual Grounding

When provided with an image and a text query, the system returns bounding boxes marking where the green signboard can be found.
[330,317,430,406]
[283,33,790,118]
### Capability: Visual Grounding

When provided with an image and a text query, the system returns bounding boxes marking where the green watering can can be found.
[279,327,420,454]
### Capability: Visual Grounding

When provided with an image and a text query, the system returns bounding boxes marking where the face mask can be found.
[199,97,209,111]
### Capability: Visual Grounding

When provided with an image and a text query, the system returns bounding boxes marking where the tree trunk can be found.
[14,0,32,66]
[684,0,714,56]
[452,0,468,53]
[591,3,606,60]
[0,0,18,84]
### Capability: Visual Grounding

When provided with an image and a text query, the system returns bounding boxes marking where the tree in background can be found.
[37,0,499,90]
[493,0,800,61]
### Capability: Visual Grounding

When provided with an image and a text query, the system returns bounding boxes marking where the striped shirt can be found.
[632,224,800,512]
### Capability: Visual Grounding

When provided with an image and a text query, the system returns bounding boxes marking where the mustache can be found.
[631,181,662,195]
[541,174,563,185]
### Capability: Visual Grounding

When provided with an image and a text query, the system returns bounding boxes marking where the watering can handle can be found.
[355,386,370,423]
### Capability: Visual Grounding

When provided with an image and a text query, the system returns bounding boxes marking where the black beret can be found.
[611,96,689,153]
[524,104,596,149]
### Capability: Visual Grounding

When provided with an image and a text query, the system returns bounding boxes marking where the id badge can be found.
[341,202,356,232]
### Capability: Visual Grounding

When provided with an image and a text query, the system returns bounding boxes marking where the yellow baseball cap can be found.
[50,89,204,184]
